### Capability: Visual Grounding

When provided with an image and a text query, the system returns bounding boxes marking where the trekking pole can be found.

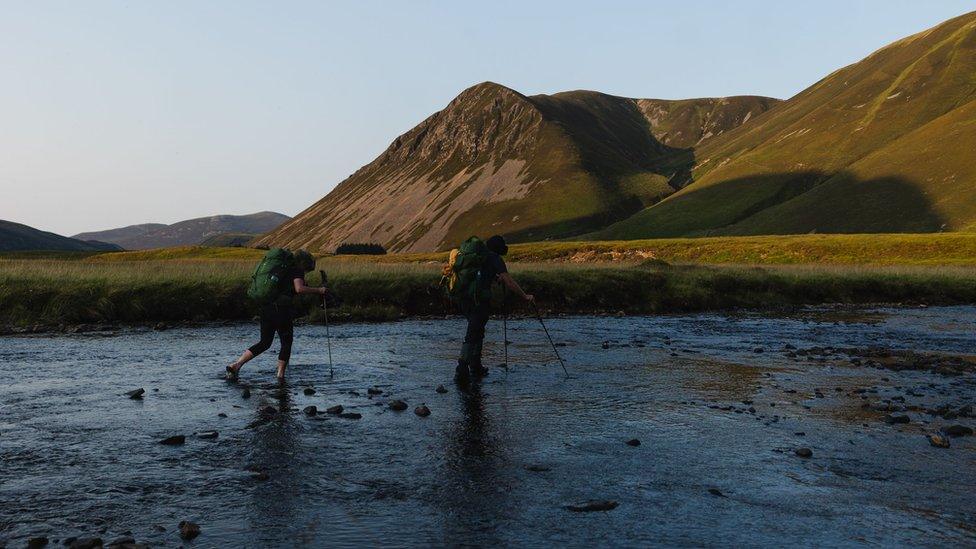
[319,270,334,378]
[501,287,509,374]
[532,301,569,377]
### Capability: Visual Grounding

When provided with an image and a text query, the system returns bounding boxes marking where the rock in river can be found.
[67,538,102,549]
[708,488,727,498]
[367,387,383,395]
[927,433,951,448]
[795,448,813,458]
[178,520,201,540]
[326,405,344,415]
[159,435,185,446]
[885,414,910,425]
[303,387,316,396]
[436,385,448,394]
[389,400,408,411]
[196,431,219,439]
[303,405,318,416]
[626,439,641,447]
[339,412,362,420]
[415,404,431,417]
[125,388,145,400]
[564,500,619,512]
[241,388,251,399]
[945,424,973,437]
[26,536,48,549]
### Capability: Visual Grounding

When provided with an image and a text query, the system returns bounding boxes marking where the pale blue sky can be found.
[2,1,973,236]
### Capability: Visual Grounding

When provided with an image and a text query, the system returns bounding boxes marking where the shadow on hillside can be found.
[613,170,949,237]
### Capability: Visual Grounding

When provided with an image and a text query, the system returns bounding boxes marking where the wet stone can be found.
[303,405,318,416]
[67,538,102,549]
[196,431,218,439]
[525,465,551,472]
[795,448,813,458]
[564,500,619,512]
[414,404,431,417]
[178,521,200,540]
[125,388,145,400]
[626,439,641,447]
[218,413,228,418]
[885,414,911,424]
[367,387,383,395]
[708,488,727,498]
[945,425,973,437]
[326,405,344,415]
[435,385,448,394]
[26,536,48,549]
[159,435,185,446]
[106,536,135,546]
[339,412,362,420]
[927,433,951,448]
[241,388,251,399]
[389,400,408,411]
[303,387,316,396]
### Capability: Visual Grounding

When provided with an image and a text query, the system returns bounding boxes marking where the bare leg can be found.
[276,359,287,381]
[227,349,255,379]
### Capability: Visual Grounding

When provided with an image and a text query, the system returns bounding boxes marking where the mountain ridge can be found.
[0,220,122,252]
[75,211,291,250]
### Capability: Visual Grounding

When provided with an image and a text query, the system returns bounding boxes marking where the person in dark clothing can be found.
[457,235,533,383]
[227,250,327,381]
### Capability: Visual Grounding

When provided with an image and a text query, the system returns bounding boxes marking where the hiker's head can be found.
[486,235,508,256]
[294,250,315,272]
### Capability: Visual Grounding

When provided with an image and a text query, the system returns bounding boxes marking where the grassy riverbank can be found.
[1,252,974,329]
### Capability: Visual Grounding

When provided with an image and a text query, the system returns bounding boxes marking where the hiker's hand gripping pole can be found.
[532,301,569,378]
[320,270,334,377]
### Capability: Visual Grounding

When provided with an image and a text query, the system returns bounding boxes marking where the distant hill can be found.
[595,11,976,239]
[75,212,290,249]
[0,220,122,252]
[256,84,777,252]
[198,232,260,247]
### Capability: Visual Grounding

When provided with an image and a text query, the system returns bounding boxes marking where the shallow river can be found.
[1,307,975,547]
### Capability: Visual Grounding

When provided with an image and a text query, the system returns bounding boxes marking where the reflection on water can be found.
[0,306,974,547]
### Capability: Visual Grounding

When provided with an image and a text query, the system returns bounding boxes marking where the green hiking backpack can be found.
[448,236,493,304]
[247,248,296,304]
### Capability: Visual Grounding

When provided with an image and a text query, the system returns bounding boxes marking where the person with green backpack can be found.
[445,234,533,384]
[226,248,327,381]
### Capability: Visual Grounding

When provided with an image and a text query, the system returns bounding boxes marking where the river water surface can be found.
[1,307,975,547]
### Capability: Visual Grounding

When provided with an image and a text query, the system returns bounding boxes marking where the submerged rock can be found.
[945,425,973,437]
[525,465,551,472]
[626,439,641,447]
[125,388,145,400]
[795,448,813,458]
[927,433,951,448]
[389,400,408,411]
[303,405,318,416]
[415,404,431,417]
[436,385,448,394]
[26,536,48,549]
[218,413,228,418]
[339,412,362,420]
[367,387,383,395]
[106,536,135,546]
[178,520,200,540]
[67,538,102,549]
[241,388,251,399]
[303,387,316,396]
[708,488,727,498]
[326,405,344,415]
[196,431,218,439]
[564,500,619,512]
[885,414,911,425]
[159,435,185,446]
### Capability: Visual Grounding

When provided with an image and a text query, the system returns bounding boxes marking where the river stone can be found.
[795,447,813,458]
[436,385,448,394]
[303,405,318,416]
[26,536,48,549]
[339,412,362,419]
[196,431,218,439]
[564,500,618,512]
[241,388,251,399]
[927,433,951,448]
[125,388,145,400]
[525,465,551,472]
[708,488,727,498]
[258,405,277,416]
[389,400,408,411]
[415,404,431,417]
[626,439,641,447]
[945,425,973,437]
[159,435,185,445]
[218,413,228,418]
[106,536,135,546]
[178,521,200,540]
[367,387,383,395]
[885,414,910,424]
[303,387,316,396]
[326,405,344,415]
[68,538,102,549]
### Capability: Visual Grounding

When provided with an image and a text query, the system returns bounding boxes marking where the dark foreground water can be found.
[1,307,975,548]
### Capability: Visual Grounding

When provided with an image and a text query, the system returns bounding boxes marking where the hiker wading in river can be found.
[227,249,327,381]
[444,235,533,384]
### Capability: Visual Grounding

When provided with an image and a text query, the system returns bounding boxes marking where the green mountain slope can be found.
[0,220,122,252]
[596,11,976,239]
[257,83,776,252]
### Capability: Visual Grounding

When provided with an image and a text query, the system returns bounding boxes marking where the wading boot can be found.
[455,360,471,385]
